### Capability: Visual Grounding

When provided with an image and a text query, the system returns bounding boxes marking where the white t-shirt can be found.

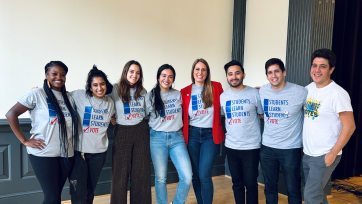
[303,81,353,156]
[220,86,264,150]
[259,82,307,149]
[18,88,75,157]
[70,90,115,153]
[188,85,214,128]
[145,89,183,132]
[111,84,147,125]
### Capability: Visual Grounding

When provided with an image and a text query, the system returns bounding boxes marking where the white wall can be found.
[0,0,233,118]
[243,0,289,87]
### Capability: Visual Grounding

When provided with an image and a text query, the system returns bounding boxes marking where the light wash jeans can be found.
[150,128,192,204]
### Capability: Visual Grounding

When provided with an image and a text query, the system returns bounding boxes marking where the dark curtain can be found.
[231,0,247,64]
[331,0,362,180]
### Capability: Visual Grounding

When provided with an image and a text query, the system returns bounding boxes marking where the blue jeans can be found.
[187,126,220,204]
[150,128,192,204]
[69,151,107,204]
[260,145,302,204]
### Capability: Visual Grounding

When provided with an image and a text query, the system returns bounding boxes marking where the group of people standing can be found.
[5,58,225,204]
[220,48,355,204]
[5,48,355,204]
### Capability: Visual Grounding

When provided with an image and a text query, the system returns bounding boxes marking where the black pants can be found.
[226,147,260,204]
[69,151,107,204]
[29,154,74,204]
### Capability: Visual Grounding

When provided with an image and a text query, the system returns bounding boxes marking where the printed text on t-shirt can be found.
[264,99,289,124]
[225,99,251,125]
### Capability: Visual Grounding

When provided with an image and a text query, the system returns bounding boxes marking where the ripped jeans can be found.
[69,151,107,204]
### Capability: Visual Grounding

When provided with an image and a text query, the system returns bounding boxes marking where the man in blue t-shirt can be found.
[259,58,307,204]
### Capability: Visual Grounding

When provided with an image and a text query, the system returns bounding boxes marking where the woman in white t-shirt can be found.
[110,60,151,204]
[180,58,225,204]
[146,64,192,204]
[68,65,115,204]
[6,61,79,204]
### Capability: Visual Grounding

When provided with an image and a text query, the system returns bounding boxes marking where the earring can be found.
[47,80,51,88]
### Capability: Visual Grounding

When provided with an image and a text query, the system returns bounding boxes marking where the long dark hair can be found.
[43,61,78,158]
[118,60,144,103]
[85,65,113,97]
[149,64,176,118]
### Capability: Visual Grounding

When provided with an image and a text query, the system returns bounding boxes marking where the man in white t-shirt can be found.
[303,48,356,204]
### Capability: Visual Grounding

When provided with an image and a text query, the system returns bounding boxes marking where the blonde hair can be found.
[191,58,213,109]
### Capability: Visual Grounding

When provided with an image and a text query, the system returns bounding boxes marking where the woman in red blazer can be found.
[180,58,225,204]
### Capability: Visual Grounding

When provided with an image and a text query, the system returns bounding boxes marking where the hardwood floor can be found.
[62,175,362,204]
[330,176,362,204]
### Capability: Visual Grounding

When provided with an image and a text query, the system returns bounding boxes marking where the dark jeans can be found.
[29,154,74,204]
[187,125,220,204]
[69,151,107,204]
[260,145,302,204]
[226,147,260,204]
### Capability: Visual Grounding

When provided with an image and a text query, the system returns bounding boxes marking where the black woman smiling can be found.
[5,61,78,204]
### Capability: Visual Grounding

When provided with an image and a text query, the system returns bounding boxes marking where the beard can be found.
[228,78,243,88]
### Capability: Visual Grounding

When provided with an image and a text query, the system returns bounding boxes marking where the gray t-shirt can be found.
[220,86,264,150]
[70,90,115,153]
[18,88,75,157]
[188,85,214,128]
[259,82,308,149]
[111,84,147,125]
[145,89,183,132]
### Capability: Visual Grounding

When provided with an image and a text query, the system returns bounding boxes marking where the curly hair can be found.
[85,65,113,97]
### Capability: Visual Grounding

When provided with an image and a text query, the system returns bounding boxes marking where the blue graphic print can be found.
[123,96,144,120]
[82,106,92,133]
[263,99,289,124]
[264,99,270,118]
[191,95,199,112]
[47,98,57,125]
[304,97,321,120]
[226,100,232,119]
[124,102,131,119]
[191,94,209,116]
[225,99,250,124]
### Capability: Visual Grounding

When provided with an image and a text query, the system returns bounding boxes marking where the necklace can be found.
[88,96,104,110]
[162,91,170,104]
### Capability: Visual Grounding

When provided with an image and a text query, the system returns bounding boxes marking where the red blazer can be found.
[180,81,225,146]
